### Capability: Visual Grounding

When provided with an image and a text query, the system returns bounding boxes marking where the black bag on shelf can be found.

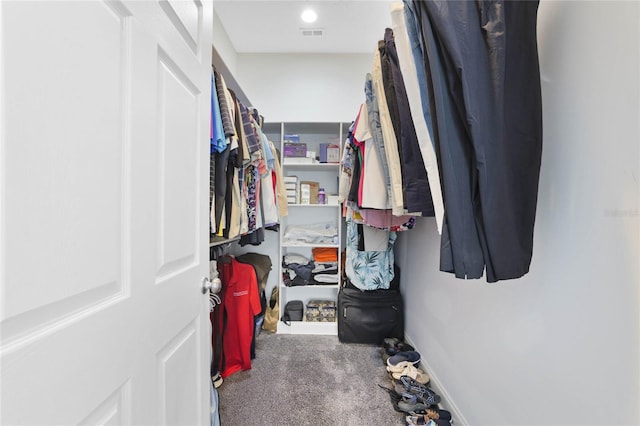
[282,300,304,325]
[337,265,403,344]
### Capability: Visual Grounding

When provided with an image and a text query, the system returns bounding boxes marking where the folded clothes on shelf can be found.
[283,223,338,245]
[312,247,339,263]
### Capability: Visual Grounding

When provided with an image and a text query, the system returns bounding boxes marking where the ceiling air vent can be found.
[300,28,324,37]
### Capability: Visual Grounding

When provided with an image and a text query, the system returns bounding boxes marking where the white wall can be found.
[234,53,373,122]
[396,2,640,425]
[212,7,237,74]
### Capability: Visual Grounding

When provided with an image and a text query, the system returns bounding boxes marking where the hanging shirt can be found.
[354,102,389,210]
[211,71,226,153]
[372,50,405,216]
[239,104,262,158]
[219,257,262,378]
[270,140,289,219]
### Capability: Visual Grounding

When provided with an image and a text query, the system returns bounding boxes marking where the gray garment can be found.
[362,225,390,252]
[391,2,445,232]
[364,74,393,209]
[414,0,485,279]
[412,0,543,282]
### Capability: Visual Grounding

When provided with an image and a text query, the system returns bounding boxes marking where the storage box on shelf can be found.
[264,122,350,335]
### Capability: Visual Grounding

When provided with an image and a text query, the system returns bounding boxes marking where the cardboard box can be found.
[300,183,310,204]
[284,134,300,144]
[300,181,319,204]
[283,142,307,157]
[319,143,341,163]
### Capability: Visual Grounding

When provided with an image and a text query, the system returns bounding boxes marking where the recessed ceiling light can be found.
[301,9,317,23]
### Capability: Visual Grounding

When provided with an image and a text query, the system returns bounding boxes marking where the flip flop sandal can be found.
[391,365,430,384]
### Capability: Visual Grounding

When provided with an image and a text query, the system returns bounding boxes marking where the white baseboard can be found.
[404,335,469,426]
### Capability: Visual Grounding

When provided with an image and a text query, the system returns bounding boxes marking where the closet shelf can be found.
[274,121,349,337]
[209,235,240,248]
[286,203,340,208]
[281,163,340,170]
[280,284,340,289]
[281,243,340,248]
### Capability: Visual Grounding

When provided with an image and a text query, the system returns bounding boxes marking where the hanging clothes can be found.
[372,48,405,216]
[409,0,543,282]
[210,71,226,154]
[236,253,272,359]
[210,69,286,244]
[218,256,262,378]
[384,27,434,217]
[390,2,444,233]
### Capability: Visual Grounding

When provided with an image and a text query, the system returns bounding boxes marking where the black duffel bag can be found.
[337,273,404,345]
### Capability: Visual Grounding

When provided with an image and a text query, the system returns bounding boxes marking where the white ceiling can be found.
[214,1,394,54]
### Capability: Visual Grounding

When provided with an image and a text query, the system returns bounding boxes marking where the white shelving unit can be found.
[263,122,350,335]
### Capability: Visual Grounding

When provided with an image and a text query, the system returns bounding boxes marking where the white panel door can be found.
[0,1,213,425]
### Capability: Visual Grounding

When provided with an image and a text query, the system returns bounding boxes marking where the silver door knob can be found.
[202,277,212,294]
[210,277,222,294]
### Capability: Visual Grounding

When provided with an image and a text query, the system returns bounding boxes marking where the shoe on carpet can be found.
[394,376,431,396]
[377,384,402,403]
[383,337,401,349]
[410,407,452,421]
[401,388,441,408]
[406,415,451,426]
[389,364,430,384]
[405,416,434,426]
[387,360,415,373]
[211,371,223,388]
[387,350,421,367]
[396,397,433,414]
[405,415,437,426]
[382,338,415,356]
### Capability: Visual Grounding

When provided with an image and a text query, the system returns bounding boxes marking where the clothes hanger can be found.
[209,293,221,312]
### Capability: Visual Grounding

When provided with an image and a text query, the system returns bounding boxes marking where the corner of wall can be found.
[403,334,470,426]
